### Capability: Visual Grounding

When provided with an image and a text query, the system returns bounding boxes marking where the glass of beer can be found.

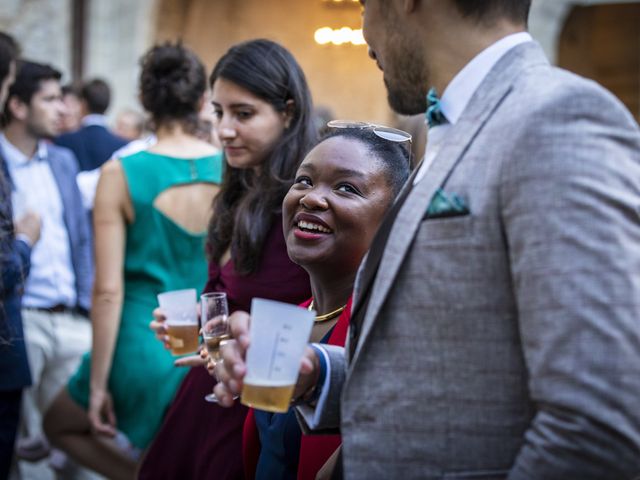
[157,289,199,356]
[201,292,231,403]
[241,298,315,413]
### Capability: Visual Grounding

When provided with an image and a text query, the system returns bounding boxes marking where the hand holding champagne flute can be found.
[200,292,232,403]
[214,299,319,412]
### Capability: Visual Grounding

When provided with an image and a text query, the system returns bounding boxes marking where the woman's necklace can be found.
[308,300,346,323]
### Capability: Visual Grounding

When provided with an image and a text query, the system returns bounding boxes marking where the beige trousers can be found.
[20,309,91,439]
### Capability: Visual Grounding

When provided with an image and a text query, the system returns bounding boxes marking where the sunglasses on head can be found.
[326,120,413,163]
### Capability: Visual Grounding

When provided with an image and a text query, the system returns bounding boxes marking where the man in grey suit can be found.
[216,0,640,478]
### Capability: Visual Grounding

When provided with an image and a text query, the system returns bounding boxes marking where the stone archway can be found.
[557,3,639,120]
[529,0,639,121]
[529,0,639,63]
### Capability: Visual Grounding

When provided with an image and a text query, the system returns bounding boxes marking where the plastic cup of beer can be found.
[157,288,199,355]
[241,298,315,413]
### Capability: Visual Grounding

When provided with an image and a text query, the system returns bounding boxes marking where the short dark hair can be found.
[1,60,62,125]
[452,0,531,25]
[208,39,317,275]
[139,42,206,130]
[62,83,81,98]
[321,127,410,198]
[0,31,19,84]
[80,78,110,114]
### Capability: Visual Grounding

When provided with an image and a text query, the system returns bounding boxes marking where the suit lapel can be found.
[47,148,74,235]
[350,42,549,365]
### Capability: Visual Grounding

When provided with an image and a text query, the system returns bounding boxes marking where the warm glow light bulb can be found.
[314,27,333,45]
[314,26,367,46]
[351,29,366,45]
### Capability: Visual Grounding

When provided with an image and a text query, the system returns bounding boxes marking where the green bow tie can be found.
[426,88,445,128]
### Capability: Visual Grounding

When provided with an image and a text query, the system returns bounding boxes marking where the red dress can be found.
[242,298,351,480]
[138,218,311,480]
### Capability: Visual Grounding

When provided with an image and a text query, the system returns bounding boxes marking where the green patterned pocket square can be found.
[425,188,470,219]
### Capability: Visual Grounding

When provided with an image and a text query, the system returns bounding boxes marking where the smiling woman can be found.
[284,130,408,276]
[242,126,410,480]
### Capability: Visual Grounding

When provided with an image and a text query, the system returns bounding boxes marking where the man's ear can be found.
[283,99,295,129]
[80,98,90,117]
[7,96,28,122]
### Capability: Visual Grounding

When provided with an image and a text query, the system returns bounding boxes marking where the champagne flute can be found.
[201,292,231,403]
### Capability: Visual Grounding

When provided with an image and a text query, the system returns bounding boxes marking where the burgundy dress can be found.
[138,217,311,479]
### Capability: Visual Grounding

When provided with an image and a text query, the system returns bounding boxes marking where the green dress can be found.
[68,150,224,449]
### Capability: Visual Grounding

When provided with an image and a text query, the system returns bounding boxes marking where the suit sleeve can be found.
[296,344,347,432]
[1,237,31,297]
[500,81,640,479]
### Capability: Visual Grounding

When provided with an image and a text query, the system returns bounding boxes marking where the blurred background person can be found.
[0,59,93,472]
[113,108,145,142]
[55,78,127,171]
[311,105,335,137]
[44,42,223,480]
[59,84,82,134]
[140,38,315,480]
[0,30,42,480]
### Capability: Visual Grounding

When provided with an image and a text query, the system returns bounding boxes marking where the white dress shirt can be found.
[1,134,77,308]
[80,113,109,128]
[305,32,534,429]
[414,31,532,184]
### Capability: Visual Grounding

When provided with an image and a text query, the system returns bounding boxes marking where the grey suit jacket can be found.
[300,42,640,479]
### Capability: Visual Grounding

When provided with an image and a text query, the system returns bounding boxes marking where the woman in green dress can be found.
[43,42,223,479]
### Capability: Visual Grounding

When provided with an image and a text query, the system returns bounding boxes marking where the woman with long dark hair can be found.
[139,39,316,479]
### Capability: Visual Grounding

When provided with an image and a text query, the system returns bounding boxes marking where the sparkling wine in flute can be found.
[166,324,199,355]
[241,380,295,413]
[200,292,231,403]
[204,333,231,362]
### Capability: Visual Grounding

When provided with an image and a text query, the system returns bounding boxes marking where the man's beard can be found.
[383,50,428,115]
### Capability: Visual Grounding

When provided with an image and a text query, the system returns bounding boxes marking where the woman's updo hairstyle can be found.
[139,42,206,130]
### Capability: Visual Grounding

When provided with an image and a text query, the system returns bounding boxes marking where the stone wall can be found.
[0,0,72,77]
[0,0,156,121]
[83,0,157,119]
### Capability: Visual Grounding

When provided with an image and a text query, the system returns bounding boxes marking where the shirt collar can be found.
[439,31,532,125]
[81,114,108,127]
[0,133,49,167]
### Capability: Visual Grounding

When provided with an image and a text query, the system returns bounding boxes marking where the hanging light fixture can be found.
[315,0,364,46]
[314,26,366,46]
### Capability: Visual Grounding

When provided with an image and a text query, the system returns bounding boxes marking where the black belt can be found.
[25,305,89,318]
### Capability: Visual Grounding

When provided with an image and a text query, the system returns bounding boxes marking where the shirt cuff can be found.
[15,233,33,248]
[307,343,331,429]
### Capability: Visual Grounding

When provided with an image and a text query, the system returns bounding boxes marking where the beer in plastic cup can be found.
[241,298,314,413]
[157,288,199,355]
